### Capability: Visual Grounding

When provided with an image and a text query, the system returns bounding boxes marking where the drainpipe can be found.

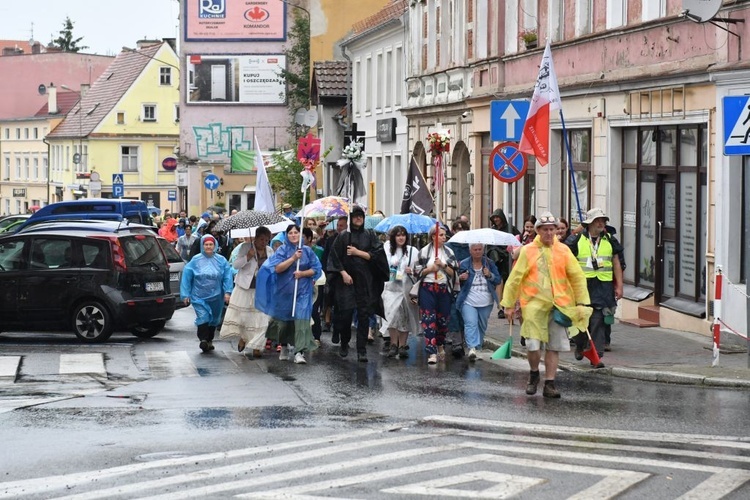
[42,137,51,204]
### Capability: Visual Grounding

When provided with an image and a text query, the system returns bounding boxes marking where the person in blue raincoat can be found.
[180,234,234,353]
[255,225,322,364]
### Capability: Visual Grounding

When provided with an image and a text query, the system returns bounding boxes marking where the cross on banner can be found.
[344,122,366,151]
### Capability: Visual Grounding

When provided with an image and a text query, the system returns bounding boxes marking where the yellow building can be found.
[309,0,391,62]
[47,41,180,209]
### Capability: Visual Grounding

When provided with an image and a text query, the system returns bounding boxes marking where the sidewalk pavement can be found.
[482,312,750,389]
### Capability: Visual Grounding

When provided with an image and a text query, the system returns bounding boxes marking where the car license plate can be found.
[170,272,180,281]
[145,282,164,292]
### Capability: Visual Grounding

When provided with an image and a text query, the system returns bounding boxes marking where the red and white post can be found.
[712,267,723,367]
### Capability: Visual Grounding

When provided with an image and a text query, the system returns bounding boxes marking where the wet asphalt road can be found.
[1,307,749,498]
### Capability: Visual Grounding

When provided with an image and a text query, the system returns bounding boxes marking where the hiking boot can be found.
[526,371,540,395]
[339,344,349,358]
[543,380,561,398]
[398,346,409,359]
[387,344,398,358]
[357,352,368,363]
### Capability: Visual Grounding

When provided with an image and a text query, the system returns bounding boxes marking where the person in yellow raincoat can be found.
[501,212,591,398]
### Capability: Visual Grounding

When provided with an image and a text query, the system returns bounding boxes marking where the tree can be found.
[279,8,311,139]
[52,17,88,53]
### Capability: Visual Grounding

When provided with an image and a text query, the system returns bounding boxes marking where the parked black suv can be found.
[0,222,175,342]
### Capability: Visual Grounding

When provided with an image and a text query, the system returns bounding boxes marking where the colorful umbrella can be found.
[301,196,350,218]
[374,213,436,234]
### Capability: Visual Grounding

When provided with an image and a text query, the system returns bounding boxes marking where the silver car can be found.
[156,237,186,309]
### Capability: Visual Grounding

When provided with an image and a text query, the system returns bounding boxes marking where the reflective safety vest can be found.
[576,234,614,281]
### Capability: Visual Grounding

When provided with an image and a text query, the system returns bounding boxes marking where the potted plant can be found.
[519,28,538,49]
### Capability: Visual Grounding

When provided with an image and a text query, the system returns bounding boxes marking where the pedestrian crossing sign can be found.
[722,96,750,156]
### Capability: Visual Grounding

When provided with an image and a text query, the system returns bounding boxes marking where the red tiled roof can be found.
[47,43,167,138]
[312,60,349,99]
[34,90,80,117]
[350,0,407,36]
[0,40,34,55]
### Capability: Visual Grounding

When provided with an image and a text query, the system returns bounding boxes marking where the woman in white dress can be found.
[381,225,419,359]
[220,226,274,357]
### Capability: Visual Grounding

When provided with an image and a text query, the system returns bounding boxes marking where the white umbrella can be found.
[447,228,520,247]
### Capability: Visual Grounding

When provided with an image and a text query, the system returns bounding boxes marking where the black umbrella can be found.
[205,205,227,214]
[215,210,290,233]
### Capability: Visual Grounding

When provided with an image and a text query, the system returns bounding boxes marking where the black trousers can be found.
[572,308,606,356]
[197,324,216,342]
[334,304,372,354]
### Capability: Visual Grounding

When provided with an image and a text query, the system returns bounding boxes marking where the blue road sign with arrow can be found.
[204,174,220,190]
[490,100,530,142]
[723,96,750,156]
[490,142,528,184]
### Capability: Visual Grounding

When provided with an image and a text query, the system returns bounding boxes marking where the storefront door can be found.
[656,174,677,302]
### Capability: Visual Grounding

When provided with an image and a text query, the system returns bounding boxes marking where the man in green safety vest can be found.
[566,208,623,367]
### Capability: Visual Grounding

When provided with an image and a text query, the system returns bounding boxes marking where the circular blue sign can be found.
[203,173,220,191]
[490,142,528,184]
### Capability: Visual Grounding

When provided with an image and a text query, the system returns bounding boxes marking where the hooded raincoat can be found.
[180,234,234,326]
[500,236,591,342]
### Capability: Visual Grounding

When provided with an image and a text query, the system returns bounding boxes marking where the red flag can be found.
[519,42,561,167]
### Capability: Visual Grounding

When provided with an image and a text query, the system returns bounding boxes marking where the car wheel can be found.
[130,320,166,338]
[72,301,113,342]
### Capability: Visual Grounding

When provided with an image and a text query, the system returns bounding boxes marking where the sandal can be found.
[237,339,246,352]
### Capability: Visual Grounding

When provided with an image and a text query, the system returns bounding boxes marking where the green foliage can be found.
[279,9,311,139]
[52,17,88,53]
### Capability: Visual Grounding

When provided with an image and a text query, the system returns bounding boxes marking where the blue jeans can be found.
[461,303,493,350]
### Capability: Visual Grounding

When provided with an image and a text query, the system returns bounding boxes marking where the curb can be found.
[483,337,750,389]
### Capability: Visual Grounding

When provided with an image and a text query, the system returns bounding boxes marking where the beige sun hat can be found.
[582,208,609,225]
[534,211,558,229]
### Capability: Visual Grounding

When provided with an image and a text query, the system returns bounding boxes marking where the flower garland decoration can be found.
[426,130,451,155]
[341,141,364,162]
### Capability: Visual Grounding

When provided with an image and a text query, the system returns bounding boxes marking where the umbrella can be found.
[29,205,41,212]
[215,210,292,234]
[205,205,227,214]
[301,196,350,218]
[374,213,436,234]
[365,214,384,230]
[447,227,520,247]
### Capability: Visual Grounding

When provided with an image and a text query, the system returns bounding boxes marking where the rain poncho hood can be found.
[500,236,591,342]
[255,240,322,321]
[158,217,179,243]
[180,235,234,325]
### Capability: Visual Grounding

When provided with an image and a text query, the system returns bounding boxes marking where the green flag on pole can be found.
[231,149,255,173]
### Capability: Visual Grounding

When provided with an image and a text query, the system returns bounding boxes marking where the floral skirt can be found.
[219,287,270,350]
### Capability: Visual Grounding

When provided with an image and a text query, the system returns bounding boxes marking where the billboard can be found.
[187,54,287,105]
[185,0,287,41]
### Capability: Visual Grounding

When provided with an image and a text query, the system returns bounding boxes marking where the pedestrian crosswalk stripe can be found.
[0,428,385,499]
[383,471,545,499]
[145,351,199,378]
[58,353,106,377]
[0,356,20,382]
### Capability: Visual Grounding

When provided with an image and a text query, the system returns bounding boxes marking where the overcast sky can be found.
[0,0,179,55]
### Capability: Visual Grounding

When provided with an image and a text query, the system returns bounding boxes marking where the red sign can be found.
[162,157,178,171]
[189,54,202,65]
[489,142,527,184]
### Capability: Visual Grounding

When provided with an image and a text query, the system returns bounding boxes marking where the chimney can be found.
[48,85,59,115]
[32,42,41,54]
[80,84,90,97]
[136,39,161,49]
[162,38,177,52]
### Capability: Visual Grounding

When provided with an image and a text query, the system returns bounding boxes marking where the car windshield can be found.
[121,235,166,266]
[158,239,184,263]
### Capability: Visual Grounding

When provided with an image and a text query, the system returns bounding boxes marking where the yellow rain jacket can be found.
[500,236,591,342]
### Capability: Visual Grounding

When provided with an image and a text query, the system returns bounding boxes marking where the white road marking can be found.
[678,469,750,500]
[0,428,384,499]
[384,471,546,498]
[424,415,750,449]
[53,433,440,500]
[0,356,20,382]
[145,351,199,378]
[58,353,106,377]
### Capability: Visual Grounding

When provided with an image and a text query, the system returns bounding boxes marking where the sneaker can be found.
[526,371,540,395]
[279,346,290,361]
[357,352,368,363]
[199,340,210,353]
[398,346,409,359]
[468,348,477,362]
[543,381,561,398]
[339,344,349,358]
[427,354,437,364]
[294,352,307,364]
[387,344,398,358]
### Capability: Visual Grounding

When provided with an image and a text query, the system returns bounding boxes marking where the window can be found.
[43,157,48,180]
[65,146,70,171]
[33,128,38,139]
[82,145,88,171]
[142,104,156,122]
[375,52,383,111]
[116,112,125,125]
[549,0,564,42]
[24,128,29,139]
[3,156,9,180]
[15,128,20,139]
[121,146,139,172]
[606,0,627,29]
[575,0,593,36]
[24,158,29,179]
[395,46,403,107]
[3,128,8,140]
[561,129,591,225]
[385,50,392,108]
[174,104,180,123]
[365,57,372,114]
[642,0,666,22]
[160,67,172,86]
[15,157,21,178]
[33,158,39,179]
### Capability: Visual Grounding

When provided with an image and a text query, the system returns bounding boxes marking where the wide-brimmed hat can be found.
[282,203,292,210]
[534,211,558,229]
[582,208,609,225]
